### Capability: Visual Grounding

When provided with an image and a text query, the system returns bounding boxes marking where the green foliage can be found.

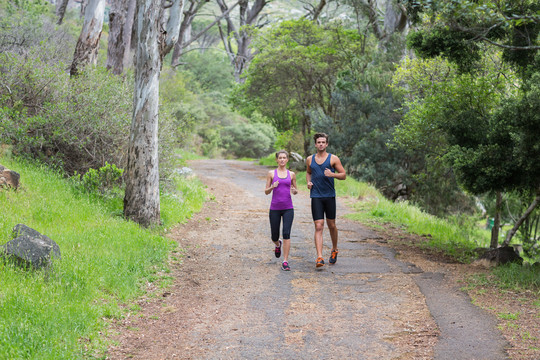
[404,0,540,77]
[181,50,234,94]
[1,62,133,175]
[75,162,124,194]
[0,154,206,358]
[407,26,481,72]
[273,130,304,154]
[238,18,363,153]
[492,263,540,292]
[221,122,276,158]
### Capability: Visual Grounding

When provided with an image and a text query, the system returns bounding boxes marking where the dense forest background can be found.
[1,0,539,260]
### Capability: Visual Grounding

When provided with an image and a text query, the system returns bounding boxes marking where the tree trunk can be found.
[122,0,137,71]
[106,0,129,75]
[503,192,540,246]
[216,0,268,83]
[56,0,70,25]
[383,0,408,36]
[491,191,502,249]
[123,0,184,227]
[70,0,105,77]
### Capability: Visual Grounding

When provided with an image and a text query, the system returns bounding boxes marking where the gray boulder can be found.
[0,164,20,190]
[289,152,306,172]
[1,224,61,269]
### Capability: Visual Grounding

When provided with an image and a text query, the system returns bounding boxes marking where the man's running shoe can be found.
[329,249,339,264]
[275,240,282,258]
[316,257,325,267]
[281,261,290,271]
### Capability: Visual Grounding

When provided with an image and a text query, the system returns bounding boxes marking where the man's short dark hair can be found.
[313,132,329,143]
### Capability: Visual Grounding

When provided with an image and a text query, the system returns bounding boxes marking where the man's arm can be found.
[306,155,313,189]
[325,155,346,180]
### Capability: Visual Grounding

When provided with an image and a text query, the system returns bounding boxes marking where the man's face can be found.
[315,137,328,151]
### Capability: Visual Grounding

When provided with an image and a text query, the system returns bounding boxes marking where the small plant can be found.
[497,312,519,320]
[77,162,124,194]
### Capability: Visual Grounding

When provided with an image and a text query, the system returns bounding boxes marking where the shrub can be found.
[75,162,124,194]
[221,122,275,158]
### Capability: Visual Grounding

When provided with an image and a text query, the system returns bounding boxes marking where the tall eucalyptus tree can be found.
[69,0,105,76]
[123,0,185,227]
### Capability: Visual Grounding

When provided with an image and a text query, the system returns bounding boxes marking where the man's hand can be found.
[324,168,333,177]
[307,181,313,189]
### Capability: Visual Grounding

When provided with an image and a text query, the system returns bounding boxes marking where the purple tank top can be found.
[270,169,293,210]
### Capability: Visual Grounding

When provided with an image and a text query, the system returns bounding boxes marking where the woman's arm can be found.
[265,170,278,195]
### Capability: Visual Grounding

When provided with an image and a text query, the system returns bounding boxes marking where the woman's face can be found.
[276,153,289,165]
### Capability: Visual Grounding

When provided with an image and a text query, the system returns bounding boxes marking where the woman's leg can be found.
[269,210,281,246]
[281,209,294,263]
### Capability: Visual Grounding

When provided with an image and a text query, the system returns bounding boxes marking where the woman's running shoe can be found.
[275,240,282,258]
[316,257,325,267]
[281,261,290,271]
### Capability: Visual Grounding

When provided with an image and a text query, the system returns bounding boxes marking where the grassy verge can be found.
[0,154,207,359]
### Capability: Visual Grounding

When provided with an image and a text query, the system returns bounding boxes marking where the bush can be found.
[221,122,275,158]
[1,61,133,175]
[75,162,124,194]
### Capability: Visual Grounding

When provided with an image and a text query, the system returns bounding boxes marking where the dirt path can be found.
[106,159,509,360]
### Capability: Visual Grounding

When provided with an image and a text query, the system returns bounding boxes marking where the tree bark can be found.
[123,0,184,227]
[106,0,129,75]
[122,0,137,71]
[490,191,502,249]
[56,0,70,25]
[70,0,105,77]
[503,192,540,246]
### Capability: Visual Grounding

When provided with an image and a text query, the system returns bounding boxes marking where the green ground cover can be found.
[0,154,207,359]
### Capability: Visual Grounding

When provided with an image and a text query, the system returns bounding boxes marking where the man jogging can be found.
[306,133,346,268]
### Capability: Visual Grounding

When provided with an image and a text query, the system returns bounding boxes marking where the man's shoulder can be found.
[306,155,313,163]
[330,154,341,165]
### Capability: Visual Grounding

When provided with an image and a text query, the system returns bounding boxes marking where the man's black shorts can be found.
[311,197,336,221]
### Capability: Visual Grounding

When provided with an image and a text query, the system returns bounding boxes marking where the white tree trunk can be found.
[56,0,70,25]
[122,0,137,71]
[69,0,105,76]
[106,0,129,75]
[123,0,184,227]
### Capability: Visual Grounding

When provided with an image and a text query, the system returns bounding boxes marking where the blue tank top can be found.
[270,169,294,210]
[309,153,335,198]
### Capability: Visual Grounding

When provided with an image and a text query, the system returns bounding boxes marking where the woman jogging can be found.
[265,150,298,271]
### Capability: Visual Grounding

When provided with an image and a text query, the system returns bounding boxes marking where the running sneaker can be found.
[275,240,282,258]
[281,261,290,271]
[329,249,339,264]
[316,257,325,267]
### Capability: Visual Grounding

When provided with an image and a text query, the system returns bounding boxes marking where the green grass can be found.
[492,263,540,291]
[0,154,207,359]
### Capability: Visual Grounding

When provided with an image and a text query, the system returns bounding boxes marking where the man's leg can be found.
[314,219,325,258]
[326,218,338,251]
